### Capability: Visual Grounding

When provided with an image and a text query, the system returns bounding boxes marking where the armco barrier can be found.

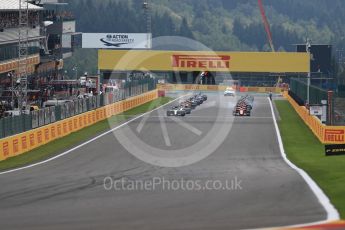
[157,83,284,93]
[0,90,158,161]
[285,93,345,144]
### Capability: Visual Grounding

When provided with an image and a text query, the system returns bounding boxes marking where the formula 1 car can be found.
[194,93,206,104]
[189,97,202,105]
[167,106,186,116]
[233,95,254,116]
[236,95,254,110]
[233,103,251,116]
[185,99,198,108]
[197,93,208,101]
[180,104,191,114]
[180,102,194,112]
[195,96,204,104]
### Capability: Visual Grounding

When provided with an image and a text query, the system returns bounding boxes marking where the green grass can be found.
[275,100,345,219]
[0,97,172,172]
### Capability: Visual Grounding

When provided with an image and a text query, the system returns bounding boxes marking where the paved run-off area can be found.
[0,93,328,230]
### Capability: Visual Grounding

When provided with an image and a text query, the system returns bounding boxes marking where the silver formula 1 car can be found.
[167,106,186,116]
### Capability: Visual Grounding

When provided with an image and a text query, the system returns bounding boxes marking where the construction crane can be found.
[258,0,283,85]
[258,0,275,52]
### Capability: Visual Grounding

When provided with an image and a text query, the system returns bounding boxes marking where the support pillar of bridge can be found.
[187,72,194,84]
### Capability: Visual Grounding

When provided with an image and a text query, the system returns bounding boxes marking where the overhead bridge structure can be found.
[98,50,310,85]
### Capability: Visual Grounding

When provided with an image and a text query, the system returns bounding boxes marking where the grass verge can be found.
[0,97,172,172]
[275,100,345,218]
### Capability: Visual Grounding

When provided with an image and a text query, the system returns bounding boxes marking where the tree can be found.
[179,18,194,39]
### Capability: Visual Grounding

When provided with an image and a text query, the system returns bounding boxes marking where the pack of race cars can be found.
[166,93,207,116]
[166,91,254,117]
[232,95,254,116]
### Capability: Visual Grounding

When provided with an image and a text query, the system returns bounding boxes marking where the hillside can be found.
[150,0,345,50]
[63,0,345,75]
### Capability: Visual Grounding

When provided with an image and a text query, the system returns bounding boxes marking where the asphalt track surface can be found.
[0,92,327,230]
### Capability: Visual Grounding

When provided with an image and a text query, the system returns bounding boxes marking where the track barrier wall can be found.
[0,81,155,139]
[0,90,158,161]
[284,92,345,144]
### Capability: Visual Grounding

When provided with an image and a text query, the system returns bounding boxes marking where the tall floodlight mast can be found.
[143,0,152,48]
[18,0,30,113]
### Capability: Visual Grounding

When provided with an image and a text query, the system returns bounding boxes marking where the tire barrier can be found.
[0,90,158,161]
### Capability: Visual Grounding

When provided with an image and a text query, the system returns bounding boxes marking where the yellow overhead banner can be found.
[98,50,310,73]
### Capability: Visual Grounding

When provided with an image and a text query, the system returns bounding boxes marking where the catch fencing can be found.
[289,78,329,105]
[289,78,345,125]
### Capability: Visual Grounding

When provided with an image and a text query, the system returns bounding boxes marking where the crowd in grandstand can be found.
[0,12,39,29]
[43,10,74,21]
[0,10,74,30]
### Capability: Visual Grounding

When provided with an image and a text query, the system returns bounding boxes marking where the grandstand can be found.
[0,0,81,117]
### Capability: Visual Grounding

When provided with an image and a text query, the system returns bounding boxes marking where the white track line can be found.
[264,98,339,229]
[158,108,171,146]
[136,97,160,133]
[0,95,186,176]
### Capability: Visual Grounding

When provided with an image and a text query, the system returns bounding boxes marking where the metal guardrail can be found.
[0,81,156,139]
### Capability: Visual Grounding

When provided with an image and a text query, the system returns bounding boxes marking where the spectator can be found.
[269,91,272,101]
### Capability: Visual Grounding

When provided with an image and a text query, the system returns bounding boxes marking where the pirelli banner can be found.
[98,50,310,73]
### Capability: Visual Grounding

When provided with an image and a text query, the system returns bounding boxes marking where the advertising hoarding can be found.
[62,21,76,34]
[325,144,345,156]
[83,33,152,49]
[310,105,323,116]
[98,50,310,73]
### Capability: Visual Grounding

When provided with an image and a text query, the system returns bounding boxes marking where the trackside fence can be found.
[284,92,345,144]
[0,89,159,161]
[0,81,156,139]
[289,78,329,105]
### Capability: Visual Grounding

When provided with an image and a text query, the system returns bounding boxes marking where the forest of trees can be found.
[67,0,194,38]
[64,0,194,75]
[63,0,345,80]
[232,20,300,51]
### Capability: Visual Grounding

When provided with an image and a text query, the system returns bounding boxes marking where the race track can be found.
[0,92,327,230]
